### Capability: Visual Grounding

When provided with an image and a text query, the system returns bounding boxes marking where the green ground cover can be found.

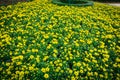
[0,0,120,79]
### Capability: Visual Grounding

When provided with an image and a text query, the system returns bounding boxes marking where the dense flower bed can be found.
[0,0,120,79]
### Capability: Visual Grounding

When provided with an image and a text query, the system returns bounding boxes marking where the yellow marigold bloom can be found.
[16,62,22,65]
[25,71,29,74]
[53,49,58,53]
[7,71,11,74]
[104,54,110,58]
[59,63,62,66]
[0,67,3,71]
[113,64,117,67]
[71,76,76,80]
[41,68,46,73]
[29,66,34,71]
[16,71,20,74]
[18,36,21,40]
[6,63,10,66]
[87,72,92,76]
[56,67,61,72]
[32,49,36,53]
[19,71,24,76]
[36,57,40,63]
[99,74,104,78]
[118,64,120,68]
[90,49,94,52]
[66,57,69,61]
[74,71,79,76]
[64,41,68,45]
[43,34,49,39]
[75,42,79,47]
[46,67,50,72]
[30,55,34,59]
[31,39,35,43]
[35,49,38,52]
[106,34,113,39]
[116,57,120,62]
[53,53,57,57]
[44,74,49,79]
[80,70,83,73]
[76,62,81,67]
[43,56,49,61]
[100,42,105,48]
[87,40,92,44]
[69,69,73,74]
[60,70,64,73]
[22,50,25,54]
[52,38,58,44]
[47,44,52,49]
[19,55,23,60]
[80,39,85,43]
[92,59,97,63]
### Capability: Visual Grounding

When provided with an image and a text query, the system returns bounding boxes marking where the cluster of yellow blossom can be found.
[0,0,120,79]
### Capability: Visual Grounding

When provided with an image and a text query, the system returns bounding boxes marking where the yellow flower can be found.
[32,40,36,43]
[6,63,10,66]
[75,42,79,47]
[74,71,79,76]
[29,66,34,71]
[16,62,22,65]
[30,55,34,59]
[87,72,92,76]
[56,67,61,72]
[106,34,113,39]
[87,40,92,44]
[47,44,52,49]
[59,63,62,67]
[94,72,98,76]
[18,36,21,40]
[7,71,11,74]
[44,74,49,79]
[43,34,49,39]
[71,76,76,80]
[76,62,81,67]
[80,70,83,73]
[69,69,73,74]
[22,50,25,54]
[19,55,23,60]
[52,38,58,44]
[113,63,117,67]
[35,49,38,52]
[116,57,120,62]
[36,57,40,63]
[90,49,94,53]
[61,70,64,73]
[99,74,104,78]
[53,49,58,53]
[32,49,36,53]
[92,59,97,63]
[0,67,3,71]
[25,71,29,74]
[46,67,50,72]
[16,71,20,74]
[41,68,46,73]
[100,42,105,48]
[43,56,49,61]
[53,53,57,57]
[19,71,24,76]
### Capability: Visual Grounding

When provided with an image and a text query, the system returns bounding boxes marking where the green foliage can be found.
[0,0,120,80]
[0,0,33,6]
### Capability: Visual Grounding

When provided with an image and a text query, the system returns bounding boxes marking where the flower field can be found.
[0,0,120,79]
